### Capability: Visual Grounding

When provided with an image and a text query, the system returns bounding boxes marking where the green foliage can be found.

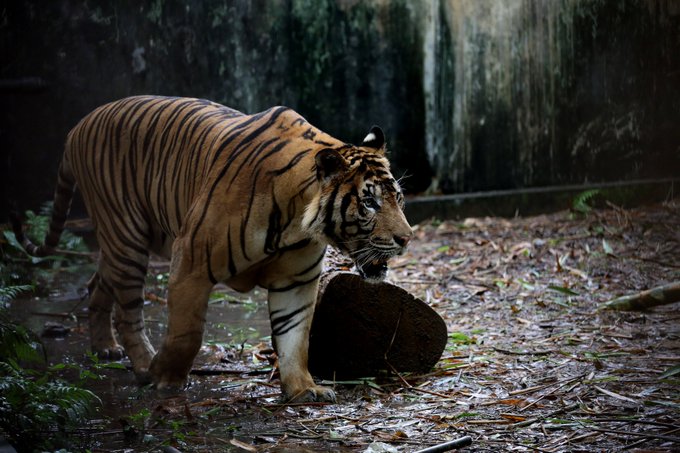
[0,363,100,451]
[31,202,88,254]
[1,202,90,289]
[0,287,100,451]
[449,331,477,345]
[572,189,601,215]
[0,284,33,304]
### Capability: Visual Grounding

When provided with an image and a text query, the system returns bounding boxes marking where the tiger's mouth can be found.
[356,259,389,282]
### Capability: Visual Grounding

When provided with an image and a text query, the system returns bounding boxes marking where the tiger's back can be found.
[68,96,249,258]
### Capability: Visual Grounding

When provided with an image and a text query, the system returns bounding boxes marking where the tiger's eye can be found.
[362,197,380,211]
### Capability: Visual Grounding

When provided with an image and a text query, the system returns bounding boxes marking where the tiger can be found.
[12,95,413,402]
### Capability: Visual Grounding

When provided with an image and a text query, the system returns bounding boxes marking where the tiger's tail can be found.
[11,157,76,257]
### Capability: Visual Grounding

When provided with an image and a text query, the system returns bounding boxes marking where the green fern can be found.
[24,203,89,253]
[0,369,100,450]
[572,189,601,214]
[0,316,43,365]
[0,284,33,303]
[0,282,100,451]
[1,205,91,290]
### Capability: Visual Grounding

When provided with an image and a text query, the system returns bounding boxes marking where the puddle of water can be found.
[6,265,293,451]
[9,269,272,363]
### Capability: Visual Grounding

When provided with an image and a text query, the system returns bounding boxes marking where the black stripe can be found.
[189,107,290,253]
[273,318,305,337]
[323,184,343,245]
[252,139,290,170]
[278,238,312,253]
[267,148,312,176]
[295,250,326,277]
[206,242,217,285]
[98,278,115,297]
[268,273,320,293]
[239,168,262,261]
[227,227,237,277]
[231,136,279,183]
[120,298,144,310]
[264,198,282,254]
[270,302,313,335]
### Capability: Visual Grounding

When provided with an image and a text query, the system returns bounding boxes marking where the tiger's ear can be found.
[315,149,348,180]
[362,125,386,152]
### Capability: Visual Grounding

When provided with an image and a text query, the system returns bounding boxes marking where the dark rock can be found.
[40,321,70,338]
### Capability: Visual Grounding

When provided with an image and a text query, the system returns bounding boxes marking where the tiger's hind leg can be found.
[97,250,156,382]
[87,272,124,359]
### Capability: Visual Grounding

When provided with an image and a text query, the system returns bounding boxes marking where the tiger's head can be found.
[303,126,413,281]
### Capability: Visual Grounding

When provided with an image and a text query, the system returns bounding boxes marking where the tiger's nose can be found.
[393,233,412,248]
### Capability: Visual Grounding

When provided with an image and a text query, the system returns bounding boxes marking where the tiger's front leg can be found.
[149,247,214,389]
[268,279,336,403]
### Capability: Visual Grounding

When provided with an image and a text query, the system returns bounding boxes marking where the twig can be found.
[519,374,586,412]
[510,403,580,428]
[599,281,680,311]
[622,426,680,450]
[592,385,639,405]
[385,360,454,400]
[30,311,87,318]
[493,347,554,356]
[588,426,680,443]
[556,431,601,446]
[509,383,553,396]
[144,291,168,305]
[189,367,270,376]
[593,418,680,430]
[264,400,333,411]
[411,436,473,453]
[632,256,680,269]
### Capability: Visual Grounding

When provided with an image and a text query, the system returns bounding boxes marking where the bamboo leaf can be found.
[659,365,680,380]
[548,285,579,296]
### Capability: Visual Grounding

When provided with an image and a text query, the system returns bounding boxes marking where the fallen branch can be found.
[599,281,680,311]
[623,426,680,450]
[588,426,680,443]
[510,403,579,428]
[412,436,473,453]
[189,367,270,377]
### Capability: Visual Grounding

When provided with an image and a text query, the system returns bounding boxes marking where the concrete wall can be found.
[2,0,678,217]
[424,0,680,192]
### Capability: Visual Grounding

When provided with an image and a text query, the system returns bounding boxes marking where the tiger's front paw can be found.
[285,384,336,403]
[149,354,189,392]
[150,373,189,393]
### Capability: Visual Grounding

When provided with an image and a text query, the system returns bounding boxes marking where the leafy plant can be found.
[572,189,601,215]
[0,363,100,451]
[0,284,33,304]
[1,203,90,290]
[10,202,89,258]
[0,294,42,364]
[0,286,100,451]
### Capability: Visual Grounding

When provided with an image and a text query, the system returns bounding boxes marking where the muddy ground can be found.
[10,200,680,452]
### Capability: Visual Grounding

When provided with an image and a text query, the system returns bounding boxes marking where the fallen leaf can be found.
[230,438,257,452]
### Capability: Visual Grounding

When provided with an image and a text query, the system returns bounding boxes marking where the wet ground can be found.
[7,201,680,452]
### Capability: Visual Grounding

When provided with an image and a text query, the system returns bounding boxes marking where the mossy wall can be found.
[425,0,680,192]
[2,0,678,217]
